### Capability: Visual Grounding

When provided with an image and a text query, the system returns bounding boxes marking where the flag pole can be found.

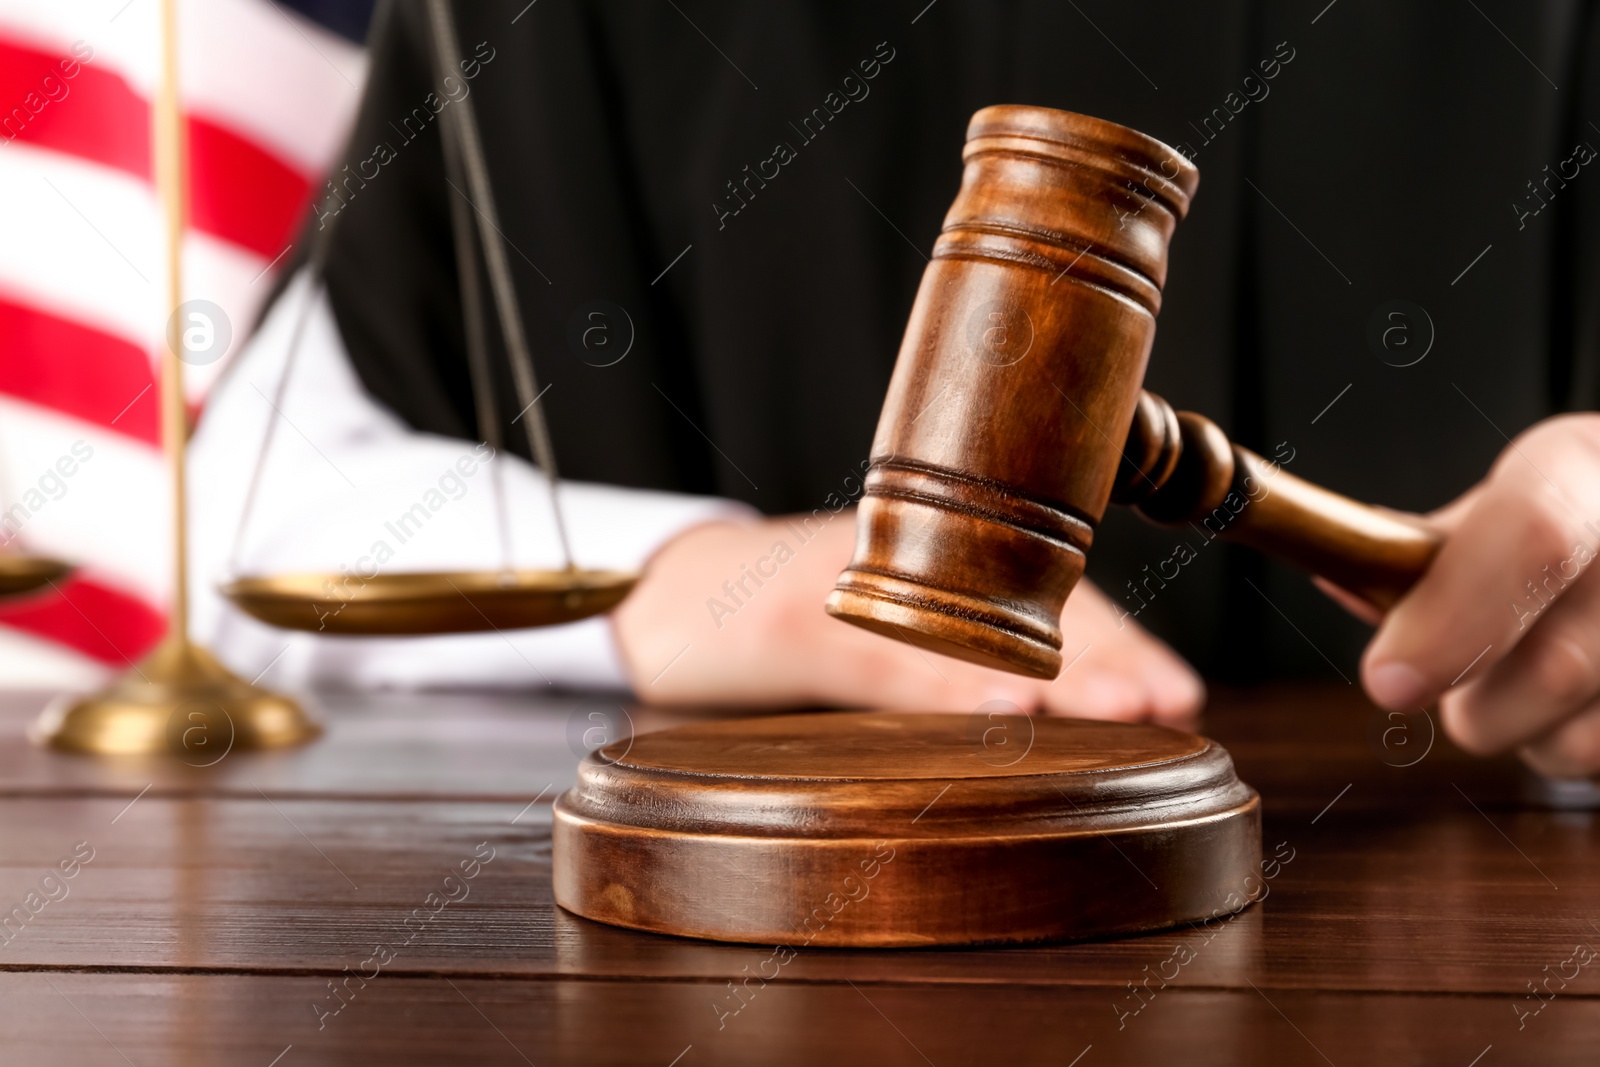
[156,0,189,646]
[31,0,319,756]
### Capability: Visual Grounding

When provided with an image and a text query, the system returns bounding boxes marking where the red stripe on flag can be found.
[0,40,147,174]
[189,118,314,264]
[0,573,165,666]
[0,38,314,260]
[0,297,159,445]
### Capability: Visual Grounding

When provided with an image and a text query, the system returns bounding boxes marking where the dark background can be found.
[282,0,1600,682]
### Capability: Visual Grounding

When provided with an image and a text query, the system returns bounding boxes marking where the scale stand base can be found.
[32,637,319,756]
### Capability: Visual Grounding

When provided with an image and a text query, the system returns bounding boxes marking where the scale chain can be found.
[425,0,576,573]
[434,32,514,578]
[226,0,397,579]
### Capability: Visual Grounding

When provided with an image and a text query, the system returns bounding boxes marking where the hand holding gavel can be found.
[827,103,1600,782]
[827,105,1441,679]
[1109,389,1438,612]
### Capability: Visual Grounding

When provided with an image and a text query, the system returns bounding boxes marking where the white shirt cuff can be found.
[188,269,757,693]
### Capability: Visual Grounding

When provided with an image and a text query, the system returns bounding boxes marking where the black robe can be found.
[287,0,1600,680]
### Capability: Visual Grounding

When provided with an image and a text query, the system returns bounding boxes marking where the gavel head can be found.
[826,106,1199,679]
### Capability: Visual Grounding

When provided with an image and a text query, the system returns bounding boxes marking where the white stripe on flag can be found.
[0,0,366,175]
[0,142,270,398]
[0,395,169,606]
[0,625,112,690]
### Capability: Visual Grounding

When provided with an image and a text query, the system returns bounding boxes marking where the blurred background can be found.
[4,1,1590,699]
[0,0,375,688]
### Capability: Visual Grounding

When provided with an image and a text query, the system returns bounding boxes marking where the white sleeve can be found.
[188,269,758,692]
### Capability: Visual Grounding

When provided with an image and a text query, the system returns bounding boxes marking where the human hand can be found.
[1354,415,1600,777]
[612,510,1203,724]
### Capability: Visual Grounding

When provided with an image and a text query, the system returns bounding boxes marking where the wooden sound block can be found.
[553,711,1262,947]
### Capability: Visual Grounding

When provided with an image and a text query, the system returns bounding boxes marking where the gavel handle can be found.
[1112,393,1442,611]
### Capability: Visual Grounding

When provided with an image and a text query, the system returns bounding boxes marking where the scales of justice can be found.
[24,0,633,755]
[15,0,1446,946]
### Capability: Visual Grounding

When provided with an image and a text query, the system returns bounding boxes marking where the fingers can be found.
[1363,416,1600,712]
[1070,633,1204,725]
[1039,582,1204,724]
[613,510,1206,727]
[1438,562,1600,754]
[1312,576,1383,626]
[1423,481,1485,535]
[1043,654,1150,722]
[834,627,1044,713]
[1520,700,1600,778]
[816,579,1203,726]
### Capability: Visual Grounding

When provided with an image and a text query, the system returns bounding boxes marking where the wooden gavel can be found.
[827,105,1442,679]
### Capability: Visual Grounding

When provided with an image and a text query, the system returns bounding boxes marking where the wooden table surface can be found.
[0,683,1594,1066]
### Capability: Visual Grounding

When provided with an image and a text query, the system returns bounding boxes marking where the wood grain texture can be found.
[6,973,1598,1067]
[826,104,1444,678]
[0,687,1585,994]
[0,683,1595,1064]
[12,979,1600,1067]
[1117,396,1441,611]
[0,792,1590,995]
[0,688,701,801]
[554,712,1260,946]
[827,106,1198,680]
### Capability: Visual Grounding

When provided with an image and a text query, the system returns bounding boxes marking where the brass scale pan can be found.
[218,5,634,638]
[0,555,73,600]
[221,569,637,635]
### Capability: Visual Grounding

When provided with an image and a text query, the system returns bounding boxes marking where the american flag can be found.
[0,0,369,687]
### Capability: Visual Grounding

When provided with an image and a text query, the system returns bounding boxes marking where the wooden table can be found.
[0,683,1594,1066]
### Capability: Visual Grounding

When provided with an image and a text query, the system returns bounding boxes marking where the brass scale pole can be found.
[157,0,187,655]
[32,0,317,754]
